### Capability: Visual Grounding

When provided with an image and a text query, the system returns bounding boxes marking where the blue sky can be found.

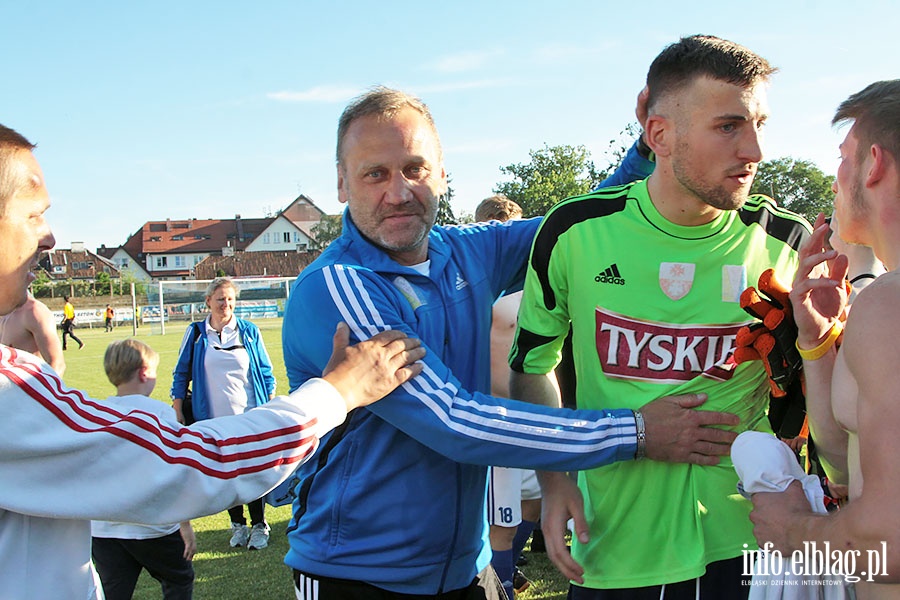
[3,1,897,251]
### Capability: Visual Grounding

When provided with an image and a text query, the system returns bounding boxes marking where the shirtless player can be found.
[0,293,65,374]
[750,80,900,599]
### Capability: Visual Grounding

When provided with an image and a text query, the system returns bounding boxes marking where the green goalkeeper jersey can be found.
[511,179,810,588]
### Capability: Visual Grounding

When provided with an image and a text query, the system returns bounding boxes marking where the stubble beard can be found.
[672,155,751,212]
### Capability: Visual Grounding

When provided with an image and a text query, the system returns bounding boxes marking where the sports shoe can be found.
[229,523,250,548]
[513,569,530,594]
[247,522,270,550]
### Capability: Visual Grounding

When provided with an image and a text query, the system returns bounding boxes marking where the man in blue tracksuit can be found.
[282,87,738,599]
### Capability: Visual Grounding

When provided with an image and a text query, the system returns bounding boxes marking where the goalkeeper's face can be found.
[668,76,769,213]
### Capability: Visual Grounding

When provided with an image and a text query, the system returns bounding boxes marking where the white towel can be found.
[732,431,853,600]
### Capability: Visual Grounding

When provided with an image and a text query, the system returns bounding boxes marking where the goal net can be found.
[143,277,295,335]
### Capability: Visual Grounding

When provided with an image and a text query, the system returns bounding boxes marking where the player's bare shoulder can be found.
[841,272,900,393]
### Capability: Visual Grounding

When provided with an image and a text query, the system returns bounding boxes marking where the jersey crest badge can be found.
[659,262,695,301]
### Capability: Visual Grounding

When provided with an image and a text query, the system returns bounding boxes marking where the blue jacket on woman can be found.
[171,317,275,421]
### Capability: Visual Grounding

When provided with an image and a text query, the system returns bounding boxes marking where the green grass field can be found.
[61,319,569,599]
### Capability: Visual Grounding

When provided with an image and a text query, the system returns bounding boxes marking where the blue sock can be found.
[512,520,538,560]
[491,548,515,600]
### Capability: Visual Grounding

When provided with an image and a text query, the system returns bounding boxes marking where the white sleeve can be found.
[0,345,346,524]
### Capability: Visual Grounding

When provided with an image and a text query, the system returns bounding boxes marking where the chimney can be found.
[235,214,244,241]
[71,241,85,253]
[166,218,172,231]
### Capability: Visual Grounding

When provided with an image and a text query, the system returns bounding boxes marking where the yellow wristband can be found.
[796,321,843,361]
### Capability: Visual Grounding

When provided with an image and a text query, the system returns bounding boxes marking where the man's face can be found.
[337,107,447,266]
[0,150,55,315]
[832,126,869,245]
[669,76,769,212]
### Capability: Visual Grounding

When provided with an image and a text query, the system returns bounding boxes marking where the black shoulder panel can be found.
[738,196,811,252]
[532,193,628,311]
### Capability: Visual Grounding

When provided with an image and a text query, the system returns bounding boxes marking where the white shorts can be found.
[487,467,541,527]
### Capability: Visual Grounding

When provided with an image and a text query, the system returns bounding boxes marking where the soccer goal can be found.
[143,277,296,335]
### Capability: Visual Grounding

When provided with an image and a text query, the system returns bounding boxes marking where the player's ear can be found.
[644,114,672,158]
[865,144,889,188]
[337,165,349,205]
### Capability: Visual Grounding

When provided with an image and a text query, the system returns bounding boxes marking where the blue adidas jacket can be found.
[171,317,275,421]
[281,213,641,594]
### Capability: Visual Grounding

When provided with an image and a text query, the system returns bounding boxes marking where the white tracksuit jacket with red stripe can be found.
[0,345,347,600]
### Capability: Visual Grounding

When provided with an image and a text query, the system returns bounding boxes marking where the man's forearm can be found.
[801,350,850,484]
[509,371,561,408]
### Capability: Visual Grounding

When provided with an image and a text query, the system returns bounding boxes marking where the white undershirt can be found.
[203,316,255,418]
[408,260,430,276]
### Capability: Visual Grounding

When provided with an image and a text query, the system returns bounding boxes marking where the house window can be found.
[175,256,185,267]
[194,256,203,265]
[53,266,65,274]
[155,256,168,268]
[263,233,270,244]
[150,236,162,242]
[172,234,183,241]
[283,232,291,243]
[293,232,301,243]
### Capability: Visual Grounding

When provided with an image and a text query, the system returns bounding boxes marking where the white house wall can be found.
[246,216,312,252]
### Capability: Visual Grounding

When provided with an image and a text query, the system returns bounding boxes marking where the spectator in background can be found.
[92,339,196,600]
[61,294,84,350]
[105,303,115,332]
[0,292,65,374]
[476,195,540,599]
[171,276,277,550]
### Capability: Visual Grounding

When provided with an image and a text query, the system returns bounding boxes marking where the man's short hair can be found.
[205,276,237,300]
[833,80,900,168]
[0,124,37,216]
[646,35,777,110]
[336,86,441,164]
[475,194,523,223]
[104,338,160,387]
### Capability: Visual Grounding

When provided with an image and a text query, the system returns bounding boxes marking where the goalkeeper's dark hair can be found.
[646,35,777,111]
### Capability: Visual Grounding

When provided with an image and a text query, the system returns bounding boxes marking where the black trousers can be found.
[293,566,506,600]
[227,496,265,526]
[92,531,194,600]
[61,320,83,349]
[567,556,750,600]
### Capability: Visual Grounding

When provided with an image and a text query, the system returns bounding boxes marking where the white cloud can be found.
[267,85,362,103]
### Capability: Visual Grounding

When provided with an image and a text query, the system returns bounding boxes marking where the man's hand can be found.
[790,213,850,348]
[749,481,813,553]
[537,471,587,584]
[179,522,197,561]
[322,323,426,411]
[640,393,739,465]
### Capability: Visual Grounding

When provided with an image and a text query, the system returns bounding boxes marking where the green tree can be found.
[310,214,344,249]
[494,144,602,217]
[94,271,112,296]
[436,182,457,225]
[595,122,642,181]
[751,157,835,223]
